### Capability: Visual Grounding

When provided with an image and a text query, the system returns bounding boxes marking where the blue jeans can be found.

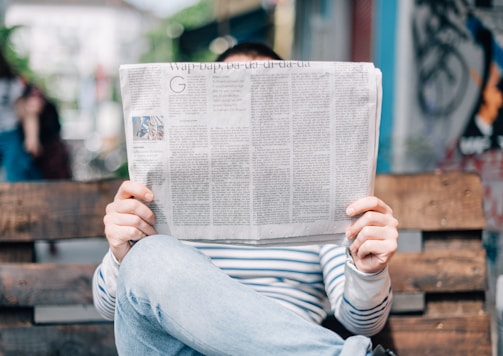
[0,129,42,182]
[115,235,373,355]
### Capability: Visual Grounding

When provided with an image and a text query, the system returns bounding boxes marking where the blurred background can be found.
[2,0,503,308]
[1,0,502,179]
[2,0,503,233]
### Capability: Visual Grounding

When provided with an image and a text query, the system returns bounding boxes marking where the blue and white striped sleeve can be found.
[320,245,392,336]
[92,249,120,320]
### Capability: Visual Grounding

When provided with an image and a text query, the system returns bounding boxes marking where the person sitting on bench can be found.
[93,42,399,356]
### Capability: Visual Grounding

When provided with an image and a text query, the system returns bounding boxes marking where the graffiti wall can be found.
[405,0,503,231]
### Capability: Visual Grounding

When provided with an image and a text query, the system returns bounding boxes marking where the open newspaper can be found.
[119,60,382,245]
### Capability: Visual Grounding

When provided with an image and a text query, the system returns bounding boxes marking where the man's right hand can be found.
[104,180,157,262]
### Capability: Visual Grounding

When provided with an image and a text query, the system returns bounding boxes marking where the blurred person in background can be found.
[0,47,42,181]
[20,83,72,180]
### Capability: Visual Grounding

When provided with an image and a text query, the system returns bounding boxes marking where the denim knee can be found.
[118,235,201,297]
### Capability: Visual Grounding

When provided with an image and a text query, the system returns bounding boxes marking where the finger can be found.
[349,225,398,254]
[106,199,156,225]
[104,224,149,263]
[353,235,397,259]
[346,196,393,217]
[115,180,154,202]
[351,239,397,273]
[346,211,398,239]
[105,224,147,246]
[105,211,157,238]
[350,225,384,253]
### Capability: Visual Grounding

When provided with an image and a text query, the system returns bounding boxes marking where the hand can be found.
[17,96,44,156]
[104,180,157,262]
[345,196,398,274]
[24,135,42,157]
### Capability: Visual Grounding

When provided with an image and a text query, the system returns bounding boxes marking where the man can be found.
[93,42,398,355]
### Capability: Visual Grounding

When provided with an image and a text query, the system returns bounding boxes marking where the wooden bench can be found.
[0,171,493,355]
[0,179,121,355]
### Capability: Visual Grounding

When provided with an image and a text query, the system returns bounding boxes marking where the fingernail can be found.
[346,207,354,216]
[145,192,153,201]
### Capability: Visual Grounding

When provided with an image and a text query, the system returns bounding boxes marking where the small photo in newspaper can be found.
[132,115,165,141]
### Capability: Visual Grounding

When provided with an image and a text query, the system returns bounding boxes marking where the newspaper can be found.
[119,60,382,245]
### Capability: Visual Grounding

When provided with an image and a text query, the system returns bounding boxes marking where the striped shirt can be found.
[93,242,392,336]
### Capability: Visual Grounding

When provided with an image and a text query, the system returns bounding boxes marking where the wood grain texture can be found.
[0,264,96,306]
[374,172,485,230]
[372,315,492,356]
[0,248,485,308]
[0,179,123,241]
[389,249,487,293]
[0,173,493,355]
[0,324,116,355]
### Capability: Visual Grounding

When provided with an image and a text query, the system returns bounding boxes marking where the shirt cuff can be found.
[100,249,121,297]
[344,253,391,308]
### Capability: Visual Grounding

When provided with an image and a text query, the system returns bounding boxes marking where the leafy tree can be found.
[0,25,33,80]
[140,0,215,63]
[0,25,51,97]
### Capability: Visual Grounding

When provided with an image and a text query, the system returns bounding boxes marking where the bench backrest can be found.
[0,179,122,355]
[373,172,491,355]
[0,172,493,355]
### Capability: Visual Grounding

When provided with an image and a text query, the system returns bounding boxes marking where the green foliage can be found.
[0,25,49,95]
[170,0,214,28]
[114,161,130,179]
[140,0,215,63]
[0,25,34,80]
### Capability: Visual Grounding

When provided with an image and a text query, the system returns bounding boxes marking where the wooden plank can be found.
[0,242,35,326]
[425,293,486,317]
[0,179,122,242]
[2,249,484,306]
[372,315,492,356]
[389,249,487,293]
[0,324,116,355]
[374,172,485,231]
[0,264,95,306]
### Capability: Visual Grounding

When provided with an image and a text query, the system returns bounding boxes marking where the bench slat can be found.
[389,249,487,293]
[373,314,492,356]
[0,324,116,355]
[425,293,486,316]
[0,180,122,241]
[0,172,485,240]
[375,172,485,230]
[0,264,95,306]
[0,248,486,308]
